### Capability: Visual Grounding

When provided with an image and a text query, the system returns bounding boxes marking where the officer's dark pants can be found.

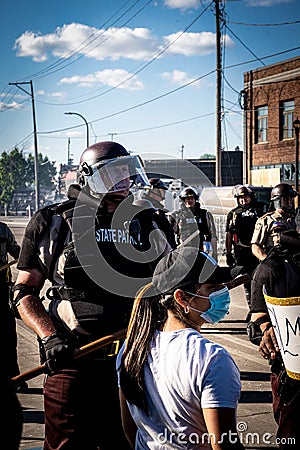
[234,246,258,311]
[0,280,22,448]
[0,375,23,449]
[43,356,132,450]
[271,371,300,448]
[0,281,20,378]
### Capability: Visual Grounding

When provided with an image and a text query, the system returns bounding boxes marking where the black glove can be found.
[41,332,75,373]
[226,252,236,267]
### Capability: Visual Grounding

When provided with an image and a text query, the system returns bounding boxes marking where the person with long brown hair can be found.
[117,246,245,449]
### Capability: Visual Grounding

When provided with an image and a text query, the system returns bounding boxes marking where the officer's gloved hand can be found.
[226,253,236,267]
[41,332,75,373]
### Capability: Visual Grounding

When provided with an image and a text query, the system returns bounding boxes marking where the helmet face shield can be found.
[80,154,149,194]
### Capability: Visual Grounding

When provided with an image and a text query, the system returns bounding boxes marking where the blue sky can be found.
[0,0,299,167]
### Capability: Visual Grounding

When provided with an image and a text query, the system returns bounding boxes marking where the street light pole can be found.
[293,117,300,193]
[9,80,40,211]
[65,112,90,148]
[108,133,118,141]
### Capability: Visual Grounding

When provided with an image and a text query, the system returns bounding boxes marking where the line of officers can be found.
[145,180,298,319]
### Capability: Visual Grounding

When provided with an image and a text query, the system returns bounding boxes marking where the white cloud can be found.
[66,131,84,137]
[0,93,25,99]
[161,69,201,87]
[48,91,66,99]
[164,0,199,8]
[0,101,27,111]
[14,23,158,62]
[13,23,226,63]
[59,69,144,90]
[163,31,233,56]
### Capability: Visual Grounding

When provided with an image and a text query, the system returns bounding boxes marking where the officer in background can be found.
[248,226,300,448]
[0,221,23,447]
[141,177,168,213]
[0,221,24,383]
[168,186,218,260]
[225,185,265,317]
[12,141,168,450]
[140,178,176,249]
[251,183,297,262]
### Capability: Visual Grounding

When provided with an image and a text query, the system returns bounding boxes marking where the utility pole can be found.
[214,0,222,186]
[180,144,184,159]
[67,138,71,165]
[9,80,40,210]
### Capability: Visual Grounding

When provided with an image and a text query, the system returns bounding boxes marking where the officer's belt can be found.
[47,285,92,302]
[47,285,121,359]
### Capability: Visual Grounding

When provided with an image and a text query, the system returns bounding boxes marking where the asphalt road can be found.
[3,216,280,450]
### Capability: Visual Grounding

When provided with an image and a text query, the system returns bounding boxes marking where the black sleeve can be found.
[250,259,279,312]
[155,214,177,249]
[17,207,53,273]
[225,211,233,232]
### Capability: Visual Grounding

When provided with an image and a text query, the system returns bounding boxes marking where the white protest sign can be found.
[264,293,300,380]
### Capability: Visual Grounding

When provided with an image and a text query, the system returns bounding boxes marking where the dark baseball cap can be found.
[152,246,243,295]
[149,178,168,190]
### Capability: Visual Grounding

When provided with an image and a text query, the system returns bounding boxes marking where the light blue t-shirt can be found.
[117,328,241,449]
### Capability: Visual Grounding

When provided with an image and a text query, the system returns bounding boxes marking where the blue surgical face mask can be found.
[185,286,230,324]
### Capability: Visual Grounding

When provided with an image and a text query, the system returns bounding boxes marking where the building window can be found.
[255,106,268,143]
[280,100,294,140]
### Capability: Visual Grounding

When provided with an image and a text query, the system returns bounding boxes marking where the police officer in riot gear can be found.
[169,186,218,260]
[226,185,264,317]
[251,183,298,262]
[13,141,167,450]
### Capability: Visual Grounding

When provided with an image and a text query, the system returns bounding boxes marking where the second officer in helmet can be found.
[13,141,168,450]
[251,182,298,262]
[168,186,218,260]
[225,185,265,316]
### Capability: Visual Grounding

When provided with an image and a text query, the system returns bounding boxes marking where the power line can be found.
[225,24,266,66]
[228,19,300,27]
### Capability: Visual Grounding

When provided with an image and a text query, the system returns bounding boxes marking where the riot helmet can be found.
[232,184,254,207]
[179,186,199,201]
[233,184,254,199]
[78,141,149,197]
[270,183,297,210]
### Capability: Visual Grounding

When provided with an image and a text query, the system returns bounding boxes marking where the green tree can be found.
[0,148,57,209]
[0,148,29,205]
[200,153,215,160]
[27,153,57,190]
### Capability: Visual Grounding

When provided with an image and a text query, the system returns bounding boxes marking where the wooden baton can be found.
[0,258,18,273]
[225,273,251,291]
[11,328,127,387]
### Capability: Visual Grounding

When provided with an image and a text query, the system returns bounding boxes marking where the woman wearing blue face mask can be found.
[117,246,247,450]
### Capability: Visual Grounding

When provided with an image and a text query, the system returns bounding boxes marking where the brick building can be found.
[243,56,300,187]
